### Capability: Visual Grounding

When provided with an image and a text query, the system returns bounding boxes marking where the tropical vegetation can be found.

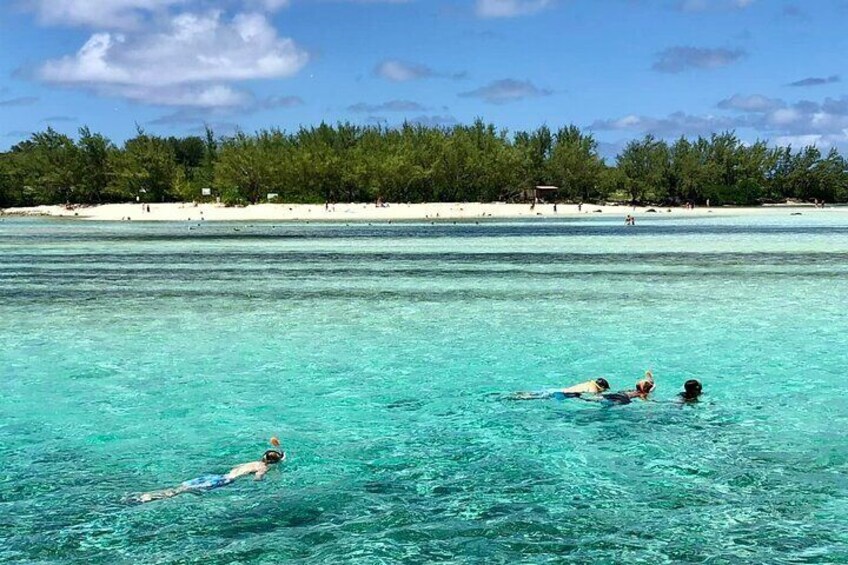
[1,122,846,208]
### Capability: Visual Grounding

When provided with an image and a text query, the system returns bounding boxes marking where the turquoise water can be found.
[2,215,847,564]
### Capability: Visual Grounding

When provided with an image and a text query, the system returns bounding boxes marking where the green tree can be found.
[547,126,604,202]
[76,127,114,203]
[617,135,670,203]
[113,130,177,202]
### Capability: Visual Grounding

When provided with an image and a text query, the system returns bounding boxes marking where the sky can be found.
[1,0,847,157]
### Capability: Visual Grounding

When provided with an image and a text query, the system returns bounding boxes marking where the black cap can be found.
[684,380,702,393]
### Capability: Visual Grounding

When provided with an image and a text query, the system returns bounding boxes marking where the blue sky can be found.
[1,0,847,157]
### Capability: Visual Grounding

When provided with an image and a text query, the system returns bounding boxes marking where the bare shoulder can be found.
[226,461,262,479]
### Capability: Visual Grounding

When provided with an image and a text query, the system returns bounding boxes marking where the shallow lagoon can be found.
[2,215,847,563]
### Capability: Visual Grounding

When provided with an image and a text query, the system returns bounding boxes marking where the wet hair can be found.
[682,379,702,399]
[595,378,610,391]
[262,450,285,464]
[636,380,654,394]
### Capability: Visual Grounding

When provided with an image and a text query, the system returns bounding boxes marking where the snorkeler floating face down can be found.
[135,436,286,503]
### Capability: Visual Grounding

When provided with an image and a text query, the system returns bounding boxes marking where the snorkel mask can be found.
[263,436,285,464]
[262,450,285,464]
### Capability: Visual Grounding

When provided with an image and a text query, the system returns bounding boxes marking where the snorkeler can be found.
[584,371,655,406]
[136,439,285,503]
[509,378,610,400]
[678,379,702,403]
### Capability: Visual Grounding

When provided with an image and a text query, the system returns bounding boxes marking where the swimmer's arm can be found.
[254,466,268,481]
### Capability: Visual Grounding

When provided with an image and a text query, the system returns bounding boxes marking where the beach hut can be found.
[532,186,559,203]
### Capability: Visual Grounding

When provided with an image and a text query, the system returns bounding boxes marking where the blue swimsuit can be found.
[550,391,582,401]
[181,475,232,491]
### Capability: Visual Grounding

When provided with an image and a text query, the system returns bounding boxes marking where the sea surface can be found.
[1,214,847,564]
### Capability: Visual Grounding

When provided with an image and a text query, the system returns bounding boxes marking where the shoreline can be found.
[1,202,843,222]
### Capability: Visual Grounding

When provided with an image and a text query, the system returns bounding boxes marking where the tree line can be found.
[1,121,846,208]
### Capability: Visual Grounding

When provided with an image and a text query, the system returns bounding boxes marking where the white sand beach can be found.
[2,201,843,222]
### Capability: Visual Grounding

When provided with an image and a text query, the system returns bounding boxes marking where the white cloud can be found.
[772,132,848,149]
[475,0,552,18]
[375,60,432,82]
[717,94,785,112]
[591,95,848,151]
[25,0,407,28]
[591,111,736,137]
[652,46,745,73]
[37,11,309,108]
[27,0,187,29]
[459,79,551,104]
[374,60,465,82]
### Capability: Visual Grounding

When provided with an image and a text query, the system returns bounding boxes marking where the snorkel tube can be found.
[264,436,286,464]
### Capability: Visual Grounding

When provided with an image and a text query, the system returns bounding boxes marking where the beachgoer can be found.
[509,378,610,400]
[578,202,583,212]
[136,446,285,503]
[553,203,557,213]
[679,379,702,403]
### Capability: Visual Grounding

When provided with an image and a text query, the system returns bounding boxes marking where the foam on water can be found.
[1,215,847,563]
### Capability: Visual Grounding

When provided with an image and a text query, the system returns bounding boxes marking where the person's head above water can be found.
[635,370,655,394]
[681,379,702,401]
[635,379,655,395]
[594,378,610,391]
[261,450,285,464]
